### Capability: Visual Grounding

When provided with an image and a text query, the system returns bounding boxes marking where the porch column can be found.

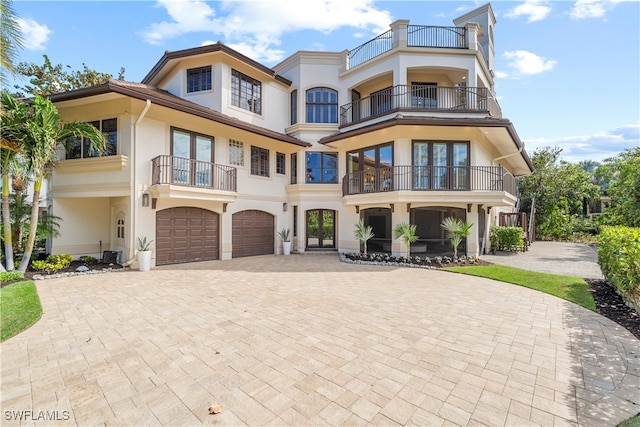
[466,204,480,257]
[391,205,411,257]
[220,210,232,260]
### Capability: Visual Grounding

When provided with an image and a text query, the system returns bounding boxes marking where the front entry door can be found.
[306,209,335,249]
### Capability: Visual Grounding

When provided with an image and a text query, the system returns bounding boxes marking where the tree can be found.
[598,148,640,227]
[0,0,23,85]
[518,146,599,240]
[354,219,374,255]
[441,217,473,258]
[13,54,125,97]
[1,94,107,272]
[393,222,418,258]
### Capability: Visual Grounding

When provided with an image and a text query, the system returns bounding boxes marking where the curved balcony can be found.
[151,155,237,192]
[342,165,516,197]
[340,84,501,127]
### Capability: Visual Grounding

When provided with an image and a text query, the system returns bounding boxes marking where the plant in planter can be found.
[353,219,374,255]
[441,217,473,259]
[136,236,153,271]
[393,222,418,258]
[278,228,291,255]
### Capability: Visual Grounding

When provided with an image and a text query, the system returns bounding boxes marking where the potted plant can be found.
[137,236,153,271]
[278,228,291,255]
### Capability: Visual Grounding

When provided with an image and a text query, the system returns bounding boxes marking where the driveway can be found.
[1,255,638,426]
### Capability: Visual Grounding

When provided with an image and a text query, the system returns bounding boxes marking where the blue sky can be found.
[8,0,639,163]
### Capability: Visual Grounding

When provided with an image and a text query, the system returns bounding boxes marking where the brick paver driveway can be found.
[1,255,638,426]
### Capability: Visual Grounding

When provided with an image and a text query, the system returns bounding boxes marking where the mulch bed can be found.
[4,259,639,340]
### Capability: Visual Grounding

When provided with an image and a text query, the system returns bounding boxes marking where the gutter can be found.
[130,100,152,260]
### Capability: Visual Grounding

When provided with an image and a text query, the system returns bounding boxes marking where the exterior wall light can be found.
[283,202,288,212]
[142,192,150,207]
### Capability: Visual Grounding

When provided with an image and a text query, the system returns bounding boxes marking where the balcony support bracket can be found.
[152,198,157,210]
[355,205,360,214]
[406,203,411,213]
[467,203,472,213]
[390,204,394,213]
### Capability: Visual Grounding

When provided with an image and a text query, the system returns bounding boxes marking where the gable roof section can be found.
[48,79,310,147]
[319,115,535,173]
[142,42,292,86]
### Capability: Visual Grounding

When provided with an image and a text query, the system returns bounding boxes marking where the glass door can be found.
[306,209,335,249]
[172,130,191,184]
[195,135,213,186]
[432,142,448,190]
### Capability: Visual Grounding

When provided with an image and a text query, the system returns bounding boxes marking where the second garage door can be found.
[156,207,219,265]
[232,210,274,257]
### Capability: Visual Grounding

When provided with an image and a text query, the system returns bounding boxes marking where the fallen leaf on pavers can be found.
[209,404,222,414]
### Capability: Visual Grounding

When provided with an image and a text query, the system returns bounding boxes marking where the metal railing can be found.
[342,165,516,197]
[347,29,393,69]
[340,84,500,126]
[408,25,467,49]
[151,155,237,192]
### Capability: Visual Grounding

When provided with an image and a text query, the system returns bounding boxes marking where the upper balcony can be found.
[342,165,517,199]
[340,84,501,127]
[347,25,468,70]
[150,155,237,202]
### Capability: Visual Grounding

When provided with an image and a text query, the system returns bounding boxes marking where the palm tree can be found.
[441,217,473,259]
[354,219,374,255]
[0,0,24,85]
[393,221,418,258]
[3,94,107,272]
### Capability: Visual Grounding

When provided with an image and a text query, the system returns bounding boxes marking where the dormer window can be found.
[187,66,212,93]
[231,69,262,114]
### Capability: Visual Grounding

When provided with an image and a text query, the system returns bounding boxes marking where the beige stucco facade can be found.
[46,4,533,268]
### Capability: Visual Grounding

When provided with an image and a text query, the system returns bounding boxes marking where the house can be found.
[46,3,533,267]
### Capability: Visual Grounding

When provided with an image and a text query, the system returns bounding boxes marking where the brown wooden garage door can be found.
[232,210,274,257]
[156,207,219,265]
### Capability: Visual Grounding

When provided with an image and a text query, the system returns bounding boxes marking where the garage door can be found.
[232,210,274,257]
[156,207,219,265]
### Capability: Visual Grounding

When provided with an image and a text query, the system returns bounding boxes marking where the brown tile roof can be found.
[48,79,309,147]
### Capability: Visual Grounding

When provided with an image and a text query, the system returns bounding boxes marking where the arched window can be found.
[306,87,338,123]
[116,215,125,241]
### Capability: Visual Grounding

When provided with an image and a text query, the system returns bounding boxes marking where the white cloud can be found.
[501,50,557,77]
[570,0,607,18]
[505,1,552,23]
[525,123,640,162]
[17,18,51,51]
[142,0,392,63]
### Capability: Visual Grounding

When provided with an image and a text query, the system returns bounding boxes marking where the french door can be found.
[306,209,335,249]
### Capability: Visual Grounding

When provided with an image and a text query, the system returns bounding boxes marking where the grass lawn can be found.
[1,281,42,342]
[618,413,640,427]
[443,264,596,311]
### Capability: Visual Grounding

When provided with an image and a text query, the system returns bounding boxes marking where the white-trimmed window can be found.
[251,146,269,177]
[187,66,212,93]
[229,139,244,166]
[232,69,261,114]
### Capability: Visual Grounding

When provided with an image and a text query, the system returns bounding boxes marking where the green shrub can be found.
[79,255,97,263]
[598,226,640,303]
[490,226,525,252]
[0,270,25,282]
[31,254,73,274]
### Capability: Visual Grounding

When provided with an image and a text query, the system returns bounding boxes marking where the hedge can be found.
[490,226,525,252]
[598,226,640,307]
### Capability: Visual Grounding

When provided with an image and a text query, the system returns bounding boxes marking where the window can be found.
[171,128,214,186]
[290,90,298,125]
[116,217,125,240]
[232,69,261,114]
[305,152,338,183]
[187,66,212,93]
[276,152,286,175]
[229,139,244,166]
[66,118,117,159]
[412,141,469,190]
[347,143,393,192]
[251,146,269,177]
[291,153,297,184]
[306,87,338,123]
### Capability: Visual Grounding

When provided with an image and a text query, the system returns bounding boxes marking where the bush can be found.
[79,255,97,263]
[490,226,525,252]
[0,270,25,283]
[598,226,640,305]
[31,254,73,274]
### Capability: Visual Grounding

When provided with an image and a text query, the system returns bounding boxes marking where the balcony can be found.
[342,165,517,197]
[348,25,467,69]
[340,84,500,127]
[151,155,237,192]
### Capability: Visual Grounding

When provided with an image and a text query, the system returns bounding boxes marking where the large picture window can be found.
[187,66,212,93]
[347,143,393,192]
[305,152,337,183]
[66,118,117,159]
[232,69,261,114]
[251,146,269,177]
[306,87,337,123]
[412,141,469,190]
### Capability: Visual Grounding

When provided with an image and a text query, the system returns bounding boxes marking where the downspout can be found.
[131,100,152,260]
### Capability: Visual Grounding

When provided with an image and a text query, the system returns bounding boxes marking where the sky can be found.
[6,0,639,164]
